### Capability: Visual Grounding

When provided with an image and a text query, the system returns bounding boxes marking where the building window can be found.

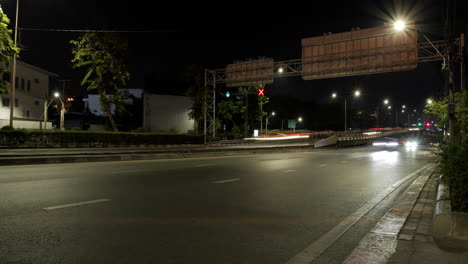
[27,80,31,92]
[15,98,18,107]
[21,78,25,90]
[15,77,18,88]
[2,97,9,108]
[3,72,10,81]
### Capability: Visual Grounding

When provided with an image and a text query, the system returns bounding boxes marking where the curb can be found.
[0,144,319,166]
[432,176,468,252]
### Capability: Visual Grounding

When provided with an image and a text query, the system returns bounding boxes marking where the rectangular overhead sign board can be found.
[226,59,274,87]
[301,26,418,80]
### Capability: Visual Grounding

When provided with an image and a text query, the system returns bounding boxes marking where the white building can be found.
[0,60,56,129]
[143,94,194,133]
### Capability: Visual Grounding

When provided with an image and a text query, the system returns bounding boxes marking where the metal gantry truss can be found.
[203,36,464,143]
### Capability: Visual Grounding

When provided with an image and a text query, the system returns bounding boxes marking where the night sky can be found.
[0,0,467,128]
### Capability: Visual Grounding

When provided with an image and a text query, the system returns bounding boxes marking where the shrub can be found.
[131,127,145,133]
[1,125,13,131]
[0,130,204,147]
[437,139,468,211]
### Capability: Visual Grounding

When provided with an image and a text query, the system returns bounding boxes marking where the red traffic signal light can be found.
[425,122,431,127]
[257,88,265,96]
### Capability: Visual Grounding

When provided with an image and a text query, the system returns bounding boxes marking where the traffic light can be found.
[418,122,422,126]
[257,88,265,96]
[425,122,431,127]
[225,91,231,98]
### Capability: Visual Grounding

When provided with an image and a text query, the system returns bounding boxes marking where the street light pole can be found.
[344,97,347,131]
[9,0,19,128]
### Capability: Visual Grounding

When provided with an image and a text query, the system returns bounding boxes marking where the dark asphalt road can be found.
[0,145,433,264]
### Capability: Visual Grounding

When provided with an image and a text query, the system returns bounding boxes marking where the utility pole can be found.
[376,106,379,128]
[244,90,248,137]
[212,79,216,138]
[344,97,347,131]
[203,69,207,144]
[9,0,19,128]
[396,110,398,127]
[461,33,465,139]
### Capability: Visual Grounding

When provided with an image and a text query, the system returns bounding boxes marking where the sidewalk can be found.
[388,173,468,264]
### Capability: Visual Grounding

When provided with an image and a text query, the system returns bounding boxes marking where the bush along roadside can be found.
[436,138,468,212]
[0,130,204,147]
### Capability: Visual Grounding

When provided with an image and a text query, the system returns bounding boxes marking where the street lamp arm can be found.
[421,32,446,68]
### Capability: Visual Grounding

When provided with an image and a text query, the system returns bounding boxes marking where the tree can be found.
[424,91,468,141]
[70,32,130,131]
[185,64,210,133]
[0,6,19,94]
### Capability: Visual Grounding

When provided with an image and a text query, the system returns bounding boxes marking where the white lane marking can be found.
[111,170,139,174]
[195,164,215,167]
[341,161,349,163]
[213,178,240,184]
[283,170,296,173]
[284,163,432,264]
[44,199,111,211]
[319,164,327,167]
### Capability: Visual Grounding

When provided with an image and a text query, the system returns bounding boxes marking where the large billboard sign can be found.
[301,26,418,80]
[226,59,274,87]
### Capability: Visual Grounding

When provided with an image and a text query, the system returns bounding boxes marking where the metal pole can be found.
[244,90,248,137]
[60,99,65,130]
[260,103,263,135]
[265,116,268,135]
[344,97,347,131]
[461,33,465,139]
[9,0,19,128]
[396,109,398,127]
[43,100,48,129]
[203,69,207,144]
[212,73,216,138]
[376,106,378,128]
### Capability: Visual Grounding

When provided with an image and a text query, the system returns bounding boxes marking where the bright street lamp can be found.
[388,105,392,109]
[53,92,65,130]
[402,105,406,109]
[394,20,406,31]
[332,92,337,98]
[298,117,303,122]
[354,90,361,97]
[384,99,389,105]
[278,67,284,73]
[427,99,433,104]
[265,111,276,135]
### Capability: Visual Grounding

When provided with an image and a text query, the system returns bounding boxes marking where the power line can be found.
[18,28,175,33]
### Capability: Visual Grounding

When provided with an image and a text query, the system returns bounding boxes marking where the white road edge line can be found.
[320,164,327,167]
[44,199,112,211]
[284,163,432,264]
[283,170,296,173]
[213,179,240,184]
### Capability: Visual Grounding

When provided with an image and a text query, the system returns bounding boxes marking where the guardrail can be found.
[314,128,414,148]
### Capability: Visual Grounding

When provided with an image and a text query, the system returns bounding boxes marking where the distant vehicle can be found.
[372,137,400,148]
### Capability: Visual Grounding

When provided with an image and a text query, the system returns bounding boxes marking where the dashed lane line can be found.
[213,179,240,184]
[43,199,111,211]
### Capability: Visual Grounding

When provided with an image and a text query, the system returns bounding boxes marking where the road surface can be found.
[0,145,433,264]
